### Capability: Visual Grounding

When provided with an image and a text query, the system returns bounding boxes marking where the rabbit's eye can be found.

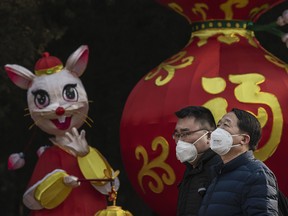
[32,90,50,109]
[63,84,78,102]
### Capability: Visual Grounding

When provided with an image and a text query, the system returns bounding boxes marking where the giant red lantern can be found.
[120,1,288,215]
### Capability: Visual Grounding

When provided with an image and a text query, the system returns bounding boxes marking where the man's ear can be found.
[206,131,212,145]
[241,134,250,145]
[207,131,211,140]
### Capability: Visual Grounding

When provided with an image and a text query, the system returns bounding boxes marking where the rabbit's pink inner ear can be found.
[73,49,89,76]
[65,45,89,77]
[5,66,34,90]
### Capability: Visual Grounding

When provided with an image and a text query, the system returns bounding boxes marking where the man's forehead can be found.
[219,112,237,124]
[220,116,232,123]
[175,117,201,130]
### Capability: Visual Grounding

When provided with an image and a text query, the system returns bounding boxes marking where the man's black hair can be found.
[175,106,216,130]
[231,108,262,151]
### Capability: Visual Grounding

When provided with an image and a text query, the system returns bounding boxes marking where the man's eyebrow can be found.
[224,118,232,123]
[217,118,232,125]
[174,128,190,132]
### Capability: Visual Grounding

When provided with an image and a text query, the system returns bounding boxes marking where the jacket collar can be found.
[215,150,254,174]
[185,148,217,170]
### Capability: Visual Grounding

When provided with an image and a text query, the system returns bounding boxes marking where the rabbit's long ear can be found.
[65,45,89,77]
[4,64,35,89]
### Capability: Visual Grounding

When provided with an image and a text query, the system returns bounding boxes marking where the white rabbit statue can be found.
[5,45,119,215]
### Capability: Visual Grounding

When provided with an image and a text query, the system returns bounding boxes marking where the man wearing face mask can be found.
[174,106,221,216]
[198,108,279,215]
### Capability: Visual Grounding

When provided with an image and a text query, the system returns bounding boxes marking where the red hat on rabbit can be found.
[34,52,63,76]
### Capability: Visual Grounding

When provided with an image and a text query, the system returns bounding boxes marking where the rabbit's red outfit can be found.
[26,146,107,216]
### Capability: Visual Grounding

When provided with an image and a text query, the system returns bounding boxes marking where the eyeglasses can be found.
[172,129,208,140]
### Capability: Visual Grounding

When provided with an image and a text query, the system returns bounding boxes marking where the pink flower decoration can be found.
[277,10,288,26]
[282,33,288,48]
[8,152,25,170]
[36,146,49,157]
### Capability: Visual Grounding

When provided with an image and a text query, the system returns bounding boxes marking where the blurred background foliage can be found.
[0,0,287,215]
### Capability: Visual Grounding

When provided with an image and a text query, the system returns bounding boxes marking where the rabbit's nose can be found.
[55,107,65,116]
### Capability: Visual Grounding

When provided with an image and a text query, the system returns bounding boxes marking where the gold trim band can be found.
[191,20,253,32]
[35,64,63,76]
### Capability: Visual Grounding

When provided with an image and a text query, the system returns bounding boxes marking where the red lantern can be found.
[120,1,288,215]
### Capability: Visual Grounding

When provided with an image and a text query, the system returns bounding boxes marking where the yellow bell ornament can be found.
[94,170,133,216]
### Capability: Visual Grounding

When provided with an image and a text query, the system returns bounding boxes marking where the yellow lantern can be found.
[94,171,133,216]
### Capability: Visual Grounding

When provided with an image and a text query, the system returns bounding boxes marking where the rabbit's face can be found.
[5,45,90,136]
[27,70,89,136]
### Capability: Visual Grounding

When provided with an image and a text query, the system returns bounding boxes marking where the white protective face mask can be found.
[210,128,241,155]
[176,132,208,163]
